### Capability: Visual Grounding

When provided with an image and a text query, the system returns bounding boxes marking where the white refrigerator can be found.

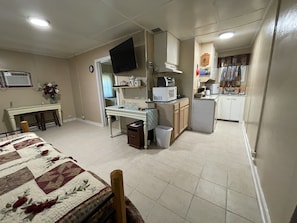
[191,97,218,133]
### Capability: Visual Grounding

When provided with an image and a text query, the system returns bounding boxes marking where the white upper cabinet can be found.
[199,43,217,82]
[166,33,179,66]
[154,32,182,73]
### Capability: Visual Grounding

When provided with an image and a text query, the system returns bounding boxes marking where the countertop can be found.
[194,94,246,100]
[198,95,219,100]
[154,97,189,104]
[219,93,246,96]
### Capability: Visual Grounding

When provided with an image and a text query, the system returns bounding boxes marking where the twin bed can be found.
[0,121,144,223]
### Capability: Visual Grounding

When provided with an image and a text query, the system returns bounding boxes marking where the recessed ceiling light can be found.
[219,32,234,39]
[28,17,50,28]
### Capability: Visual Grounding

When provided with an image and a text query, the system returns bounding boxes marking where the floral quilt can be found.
[0,133,109,223]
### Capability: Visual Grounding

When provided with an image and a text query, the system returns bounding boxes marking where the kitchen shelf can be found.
[113,85,144,89]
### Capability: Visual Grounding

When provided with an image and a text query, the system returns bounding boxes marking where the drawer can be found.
[179,98,189,107]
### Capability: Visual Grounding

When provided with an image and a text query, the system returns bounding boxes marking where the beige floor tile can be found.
[136,174,168,200]
[158,184,193,218]
[228,166,256,198]
[124,167,144,188]
[144,158,178,183]
[178,158,204,177]
[226,211,253,223]
[123,183,134,197]
[186,196,225,223]
[170,169,200,194]
[36,120,261,223]
[195,179,226,208]
[201,164,228,187]
[153,150,186,169]
[146,203,185,223]
[227,189,261,222]
[128,189,156,221]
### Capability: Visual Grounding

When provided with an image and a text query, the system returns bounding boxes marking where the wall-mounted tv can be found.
[109,37,137,74]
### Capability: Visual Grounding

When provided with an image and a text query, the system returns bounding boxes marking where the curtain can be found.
[102,73,114,98]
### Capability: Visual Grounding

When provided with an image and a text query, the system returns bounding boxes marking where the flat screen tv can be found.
[109,38,137,74]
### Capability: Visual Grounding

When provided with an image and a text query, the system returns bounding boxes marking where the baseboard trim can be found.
[241,122,271,223]
[60,117,104,127]
[76,118,104,127]
[63,118,77,123]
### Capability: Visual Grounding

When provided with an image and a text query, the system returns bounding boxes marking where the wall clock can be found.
[89,65,94,73]
[200,53,210,67]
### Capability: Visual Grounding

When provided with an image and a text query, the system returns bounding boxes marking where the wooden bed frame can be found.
[17,120,127,223]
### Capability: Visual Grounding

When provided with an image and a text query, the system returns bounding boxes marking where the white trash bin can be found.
[155,125,173,148]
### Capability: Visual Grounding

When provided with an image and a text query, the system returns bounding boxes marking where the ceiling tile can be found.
[101,0,172,19]
[214,0,270,20]
[135,0,218,40]
[214,22,262,51]
[0,0,273,57]
[91,22,143,44]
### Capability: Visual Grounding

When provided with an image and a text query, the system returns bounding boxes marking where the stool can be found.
[40,110,61,131]
[20,112,42,130]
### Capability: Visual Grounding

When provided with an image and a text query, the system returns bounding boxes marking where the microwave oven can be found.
[152,86,177,102]
[157,76,175,87]
[209,83,220,94]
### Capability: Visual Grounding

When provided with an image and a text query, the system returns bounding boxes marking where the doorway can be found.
[95,56,119,126]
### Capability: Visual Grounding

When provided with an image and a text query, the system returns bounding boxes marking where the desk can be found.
[5,104,62,131]
[105,106,158,149]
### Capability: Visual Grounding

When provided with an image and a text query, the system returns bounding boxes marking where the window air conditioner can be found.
[1,71,32,87]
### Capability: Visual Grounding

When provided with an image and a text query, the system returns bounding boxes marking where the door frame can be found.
[94,56,118,126]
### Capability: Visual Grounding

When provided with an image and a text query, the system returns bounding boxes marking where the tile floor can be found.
[37,120,262,223]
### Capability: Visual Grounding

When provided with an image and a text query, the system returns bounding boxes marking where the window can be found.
[102,73,114,98]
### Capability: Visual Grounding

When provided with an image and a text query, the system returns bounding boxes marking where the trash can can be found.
[127,121,144,149]
[155,125,173,148]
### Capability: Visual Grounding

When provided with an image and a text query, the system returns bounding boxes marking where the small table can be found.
[105,106,158,149]
[5,104,62,131]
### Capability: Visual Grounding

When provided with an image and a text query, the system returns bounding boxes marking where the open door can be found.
[95,56,119,126]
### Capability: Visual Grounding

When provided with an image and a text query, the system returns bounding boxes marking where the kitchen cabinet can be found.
[156,98,189,143]
[179,99,189,133]
[173,103,179,139]
[217,95,245,122]
[154,31,182,73]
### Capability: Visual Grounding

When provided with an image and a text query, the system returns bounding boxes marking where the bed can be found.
[0,121,144,223]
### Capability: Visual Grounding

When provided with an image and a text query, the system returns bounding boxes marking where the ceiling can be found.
[0,0,272,58]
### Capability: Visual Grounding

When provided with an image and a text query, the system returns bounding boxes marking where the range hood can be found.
[154,32,183,74]
[156,62,183,74]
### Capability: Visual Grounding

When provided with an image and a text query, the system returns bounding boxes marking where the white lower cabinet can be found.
[218,95,245,122]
